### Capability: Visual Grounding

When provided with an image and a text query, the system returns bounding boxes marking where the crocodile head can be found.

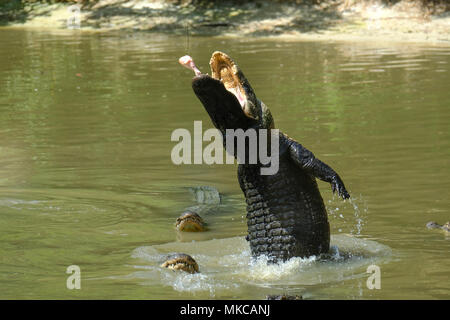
[192,51,274,133]
[426,221,450,233]
[175,211,205,232]
[160,253,199,273]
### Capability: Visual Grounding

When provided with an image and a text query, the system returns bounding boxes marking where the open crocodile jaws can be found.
[186,51,350,263]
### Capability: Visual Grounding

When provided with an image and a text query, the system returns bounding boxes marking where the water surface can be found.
[0,28,449,299]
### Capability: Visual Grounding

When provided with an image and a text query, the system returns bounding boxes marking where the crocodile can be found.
[181,51,350,263]
[175,186,221,232]
[266,294,303,300]
[176,211,206,232]
[426,221,450,233]
[160,253,199,273]
[161,186,221,272]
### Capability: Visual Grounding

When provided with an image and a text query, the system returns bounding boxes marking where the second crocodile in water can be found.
[181,52,350,263]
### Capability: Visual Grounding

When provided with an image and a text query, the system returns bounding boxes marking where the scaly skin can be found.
[189,51,350,263]
[239,133,349,261]
[160,253,199,273]
[176,211,206,232]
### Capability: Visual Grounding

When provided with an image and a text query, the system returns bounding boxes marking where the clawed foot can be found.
[331,176,350,200]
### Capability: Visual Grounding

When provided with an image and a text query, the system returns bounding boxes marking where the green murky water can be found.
[0,28,449,299]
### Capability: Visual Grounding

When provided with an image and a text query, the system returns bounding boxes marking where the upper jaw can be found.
[192,52,275,131]
[209,51,258,120]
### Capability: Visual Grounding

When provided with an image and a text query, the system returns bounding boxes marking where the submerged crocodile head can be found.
[175,211,205,232]
[427,221,450,233]
[192,51,274,133]
[160,253,199,273]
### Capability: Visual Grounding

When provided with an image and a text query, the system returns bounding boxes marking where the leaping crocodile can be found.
[180,52,350,263]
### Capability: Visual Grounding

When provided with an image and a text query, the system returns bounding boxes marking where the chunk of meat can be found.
[179,55,202,76]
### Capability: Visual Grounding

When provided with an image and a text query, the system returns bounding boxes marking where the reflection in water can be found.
[0,28,449,299]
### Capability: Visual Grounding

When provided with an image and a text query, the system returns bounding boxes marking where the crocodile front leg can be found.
[284,135,350,200]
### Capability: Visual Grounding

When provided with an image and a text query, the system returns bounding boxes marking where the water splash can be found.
[129,235,390,296]
[245,254,317,281]
[327,194,368,236]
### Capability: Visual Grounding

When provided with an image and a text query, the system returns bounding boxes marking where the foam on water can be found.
[130,235,391,294]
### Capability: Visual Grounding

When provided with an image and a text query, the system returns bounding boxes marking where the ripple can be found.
[0,188,154,228]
